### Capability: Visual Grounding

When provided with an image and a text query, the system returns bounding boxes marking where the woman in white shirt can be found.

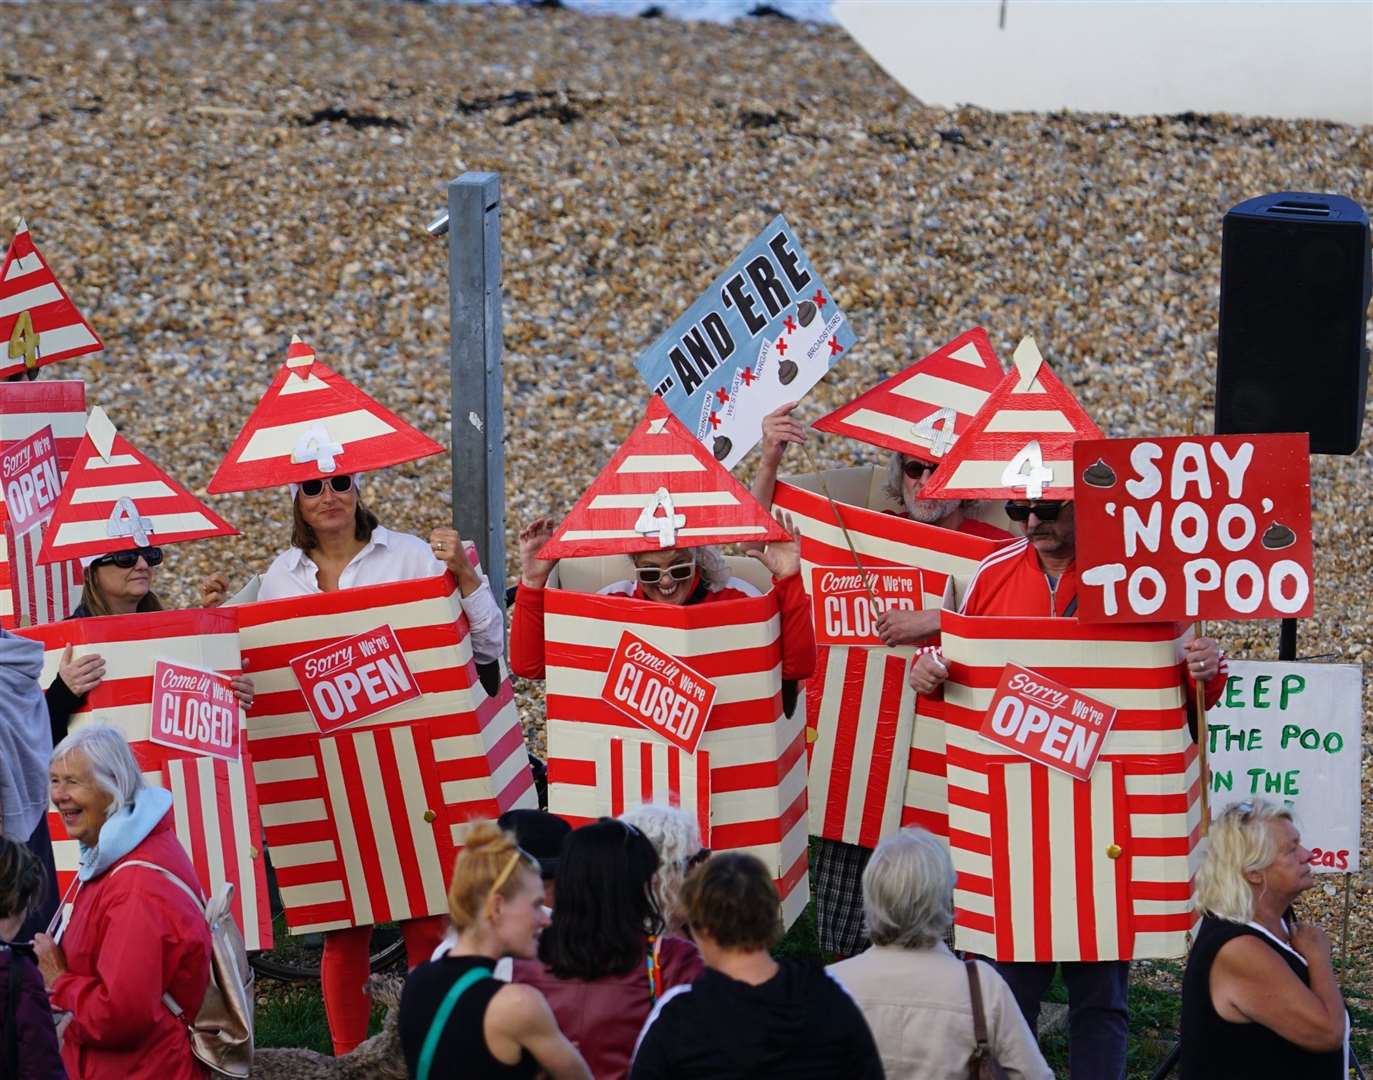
[201,471,506,1056]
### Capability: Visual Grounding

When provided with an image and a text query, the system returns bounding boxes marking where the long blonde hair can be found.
[447,820,539,931]
[1193,800,1295,924]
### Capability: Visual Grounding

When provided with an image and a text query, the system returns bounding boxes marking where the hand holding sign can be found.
[518,516,559,589]
[58,643,105,697]
[747,509,800,579]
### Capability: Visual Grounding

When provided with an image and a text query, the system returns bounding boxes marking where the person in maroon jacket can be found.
[0,836,65,1080]
[33,726,211,1080]
[513,819,704,1080]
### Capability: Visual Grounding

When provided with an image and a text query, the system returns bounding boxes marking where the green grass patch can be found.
[254,985,384,1055]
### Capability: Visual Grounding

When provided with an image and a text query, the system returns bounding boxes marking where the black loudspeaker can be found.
[1216,192,1371,455]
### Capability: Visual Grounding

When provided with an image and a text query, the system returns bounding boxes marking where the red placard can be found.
[599,631,717,756]
[1,425,61,536]
[148,660,241,763]
[809,565,923,646]
[1073,434,1312,623]
[288,623,421,734]
[978,664,1117,782]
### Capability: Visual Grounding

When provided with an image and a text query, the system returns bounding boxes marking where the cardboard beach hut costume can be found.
[911,340,1197,961]
[539,396,812,926]
[772,329,1008,844]
[0,219,103,380]
[18,409,272,947]
[213,335,534,934]
[0,380,87,627]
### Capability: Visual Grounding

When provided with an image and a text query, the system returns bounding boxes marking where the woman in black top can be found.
[1180,800,1346,1079]
[399,820,591,1080]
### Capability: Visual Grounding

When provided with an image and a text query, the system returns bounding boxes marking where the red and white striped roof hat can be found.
[0,219,103,379]
[919,337,1103,501]
[539,395,791,559]
[207,335,444,493]
[35,406,237,564]
[811,327,1004,463]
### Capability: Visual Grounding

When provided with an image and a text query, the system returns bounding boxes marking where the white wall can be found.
[835,0,1373,125]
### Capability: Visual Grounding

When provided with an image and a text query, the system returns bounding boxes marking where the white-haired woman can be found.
[828,828,1051,1079]
[619,804,709,937]
[32,726,211,1080]
[1180,800,1346,1079]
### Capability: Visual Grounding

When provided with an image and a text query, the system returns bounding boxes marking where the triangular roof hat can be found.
[208,335,444,493]
[539,395,791,559]
[36,407,238,564]
[918,337,1103,501]
[0,219,103,379]
[812,327,1003,463]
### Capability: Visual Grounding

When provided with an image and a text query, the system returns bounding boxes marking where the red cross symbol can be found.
[828,336,843,357]
[812,290,828,308]
[740,368,756,386]
[714,387,730,405]
[783,315,797,334]
[775,337,788,356]
[709,411,721,429]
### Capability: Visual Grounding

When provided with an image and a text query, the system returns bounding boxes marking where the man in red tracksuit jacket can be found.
[911,496,1227,1080]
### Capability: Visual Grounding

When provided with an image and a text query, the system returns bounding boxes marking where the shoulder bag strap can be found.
[109,860,208,1019]
[417,967,490,1080]
[965,957,991,1047]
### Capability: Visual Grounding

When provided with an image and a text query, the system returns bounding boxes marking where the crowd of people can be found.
[0,397,1351,1079]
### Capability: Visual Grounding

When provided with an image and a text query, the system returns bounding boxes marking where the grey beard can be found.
[905,498,958,525]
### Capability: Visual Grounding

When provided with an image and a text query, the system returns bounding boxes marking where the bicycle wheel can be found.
[248,844,406,982]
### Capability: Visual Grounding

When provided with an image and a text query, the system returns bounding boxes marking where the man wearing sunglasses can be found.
[509,515,815,684]
[909,495,1229,1080]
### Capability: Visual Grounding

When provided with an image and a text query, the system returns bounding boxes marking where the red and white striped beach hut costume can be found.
[21,609,274,950]
[772,329,1009,844]
[773,474,1006,843]
[236,574,537,935]
[537,397,810,926]
[937,607,1200,962]
[0,219,102,380]
[0,381,86,627]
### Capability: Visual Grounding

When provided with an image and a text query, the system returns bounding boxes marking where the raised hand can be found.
[519,517,559,589]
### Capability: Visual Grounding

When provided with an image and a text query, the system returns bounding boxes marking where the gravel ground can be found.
[7,0,1372,984]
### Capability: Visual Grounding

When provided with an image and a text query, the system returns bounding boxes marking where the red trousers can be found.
[321,915,446,1055]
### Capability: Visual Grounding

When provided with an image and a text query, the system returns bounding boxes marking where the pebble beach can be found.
[7,0,1373,992]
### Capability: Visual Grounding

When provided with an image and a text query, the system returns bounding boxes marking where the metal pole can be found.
[446,172,507,622]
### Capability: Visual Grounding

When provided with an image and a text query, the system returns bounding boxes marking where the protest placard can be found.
[809,565,922,647]
[1073,433,1312,622]
[977,664,1118,782]
[289,624,422,734]
[600,630,717,756]
[635,216,854,470]
[1,425,61,536]
[148,660,241,763]
[1207,660,1362,872]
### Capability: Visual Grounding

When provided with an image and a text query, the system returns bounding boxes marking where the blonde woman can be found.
[399,821,590,1080]
[1180,800,1347,1079]
[619,804,709,938]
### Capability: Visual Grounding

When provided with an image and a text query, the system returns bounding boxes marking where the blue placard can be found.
[634,216,855,469]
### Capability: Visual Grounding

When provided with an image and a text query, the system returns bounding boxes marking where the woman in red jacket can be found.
[33,726,211,1080]
[512,819,704,1080]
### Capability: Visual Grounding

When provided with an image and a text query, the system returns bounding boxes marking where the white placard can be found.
[1206,660,1362,872]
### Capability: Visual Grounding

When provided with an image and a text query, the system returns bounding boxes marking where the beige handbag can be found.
[113,860,255,1077]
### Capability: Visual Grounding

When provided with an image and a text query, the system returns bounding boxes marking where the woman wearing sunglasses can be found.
[206,470,504,1057]
[509,514,814,682]
[46,545,255,745]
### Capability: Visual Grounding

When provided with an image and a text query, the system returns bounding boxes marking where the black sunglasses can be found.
[901,458,935,480]
[91,546,163,570]
[1004,501,1066,523]
[299,475,354,498]
[634,557,696,586]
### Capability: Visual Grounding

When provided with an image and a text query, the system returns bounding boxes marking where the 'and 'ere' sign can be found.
[1073,434,1312,623]
[599,631,717,757]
